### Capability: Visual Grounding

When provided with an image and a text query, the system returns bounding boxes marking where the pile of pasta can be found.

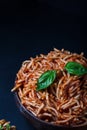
[12,48,87,126]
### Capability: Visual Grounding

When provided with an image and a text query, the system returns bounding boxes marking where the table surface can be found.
[0,1,86,130]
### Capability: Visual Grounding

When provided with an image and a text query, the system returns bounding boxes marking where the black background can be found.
[0,0,87,130]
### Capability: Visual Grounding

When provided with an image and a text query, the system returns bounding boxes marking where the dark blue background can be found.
[0,0,86,130]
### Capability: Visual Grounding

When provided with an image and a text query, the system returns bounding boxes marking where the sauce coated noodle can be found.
[12,48,87,126]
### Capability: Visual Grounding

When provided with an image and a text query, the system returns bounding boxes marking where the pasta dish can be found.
[12,48,87,126]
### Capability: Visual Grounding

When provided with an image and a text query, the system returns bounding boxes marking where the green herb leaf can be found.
[65,61,87,76]
[36,70,57,91]
[6,124,10,130]
[0,125,3,130]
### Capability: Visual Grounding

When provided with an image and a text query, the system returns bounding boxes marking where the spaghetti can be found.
[12,48,87,126]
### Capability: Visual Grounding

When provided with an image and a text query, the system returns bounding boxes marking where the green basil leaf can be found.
[0,125,3,130]
[65,61,87,76]
[6,124,10,130]
[36,70,57,91]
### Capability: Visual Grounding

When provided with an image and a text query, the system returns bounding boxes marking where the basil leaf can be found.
[65,61,87,76]
[6,124,10,130]
[0,125,3,130]
[36,70,57,91]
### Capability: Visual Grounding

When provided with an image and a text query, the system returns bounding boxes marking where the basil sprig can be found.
[0,125,3,130]
[6,124,10,130]
[36,70,57,91]
[0,124,10,130]
[65,61,87,76]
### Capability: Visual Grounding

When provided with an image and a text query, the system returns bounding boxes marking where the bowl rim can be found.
[14,91,87,128]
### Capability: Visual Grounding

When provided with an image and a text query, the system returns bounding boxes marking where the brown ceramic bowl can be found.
[14,92,87,130]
